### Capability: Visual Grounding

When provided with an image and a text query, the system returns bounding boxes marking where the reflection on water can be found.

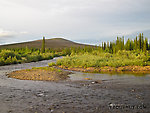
[68,72,150,85]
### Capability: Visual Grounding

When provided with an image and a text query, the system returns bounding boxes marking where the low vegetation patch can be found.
[0,48,67,66]
[55,51,150,67]
[8,67,72,81]
[49,50,150,73]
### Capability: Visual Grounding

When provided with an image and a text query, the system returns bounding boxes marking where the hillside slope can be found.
[0,38,89,49]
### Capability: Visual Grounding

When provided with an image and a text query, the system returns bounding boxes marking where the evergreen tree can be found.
[145,38,148,50]
[115,37,120,52]
[141,33,144,50]
[138,33,142,50]
[125,39,131,50]
[102,42,104,50]
[135,36,138,50]
[109,42,113,53]
[41,36,45,53]
[143,39,147,52]
[130,40,134,50]
[107,41,109,49]
[104,42,106,50]
[116,37,119,45]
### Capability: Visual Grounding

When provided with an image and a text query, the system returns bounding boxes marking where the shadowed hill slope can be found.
[0,38,90,49]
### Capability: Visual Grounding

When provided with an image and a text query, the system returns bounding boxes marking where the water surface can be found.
[68,72,150,85]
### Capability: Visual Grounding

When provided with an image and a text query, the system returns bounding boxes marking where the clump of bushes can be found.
[0,50,21,65]
[0,48,63,66]
[54,50,150,68]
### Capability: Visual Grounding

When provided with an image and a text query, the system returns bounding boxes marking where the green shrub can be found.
[0,48,64,66]
[0,50,21,60]
[48,62,56,67]
[55,50,150,68]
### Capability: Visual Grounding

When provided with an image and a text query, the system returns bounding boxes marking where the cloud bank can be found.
[0,0,150,44]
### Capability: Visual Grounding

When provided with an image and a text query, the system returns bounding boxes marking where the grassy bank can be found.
[8,67,72,81]
[55,51,150,67]
[49,50,150,73]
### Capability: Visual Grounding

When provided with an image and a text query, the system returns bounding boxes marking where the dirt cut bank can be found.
[59,66,150,74]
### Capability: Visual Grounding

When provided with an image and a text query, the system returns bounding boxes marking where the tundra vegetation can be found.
[0,47,66,66]
[0,33,150,69]
[0,37,84,66]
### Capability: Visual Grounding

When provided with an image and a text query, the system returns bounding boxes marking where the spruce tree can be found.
[145,38,148,50]
[130,40,134,50]
[102,42,104,50]
[125,39,130,50]
[107,41,109,49]
[138,33,142,50]
[109,42,113,53]
[143,39,147,52]
[41,36,45,53]
[135,36,138,50]
[104,42,106,50]
[141,33,144,50]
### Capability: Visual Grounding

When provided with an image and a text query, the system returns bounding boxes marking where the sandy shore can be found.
[0,58,150,113]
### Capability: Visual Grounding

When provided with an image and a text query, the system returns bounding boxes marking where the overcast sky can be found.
[0,0,150,45]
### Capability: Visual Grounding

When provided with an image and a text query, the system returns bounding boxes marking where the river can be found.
[0,57,150,113]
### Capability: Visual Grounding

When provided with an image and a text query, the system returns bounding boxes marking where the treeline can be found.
[57,33,150,55]
[101,33,150,53]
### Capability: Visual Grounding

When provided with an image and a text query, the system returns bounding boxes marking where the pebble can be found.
[131,89,135,92]
[37,93,44,97]
[50,109,54,112]
[91,80,102,84]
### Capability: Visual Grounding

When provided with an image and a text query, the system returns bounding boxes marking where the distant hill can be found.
[0,38,90,49]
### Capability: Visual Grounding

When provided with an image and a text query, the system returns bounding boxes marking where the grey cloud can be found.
[0,0,150,45]
[0,29,28,38]
[0,29,17,38]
